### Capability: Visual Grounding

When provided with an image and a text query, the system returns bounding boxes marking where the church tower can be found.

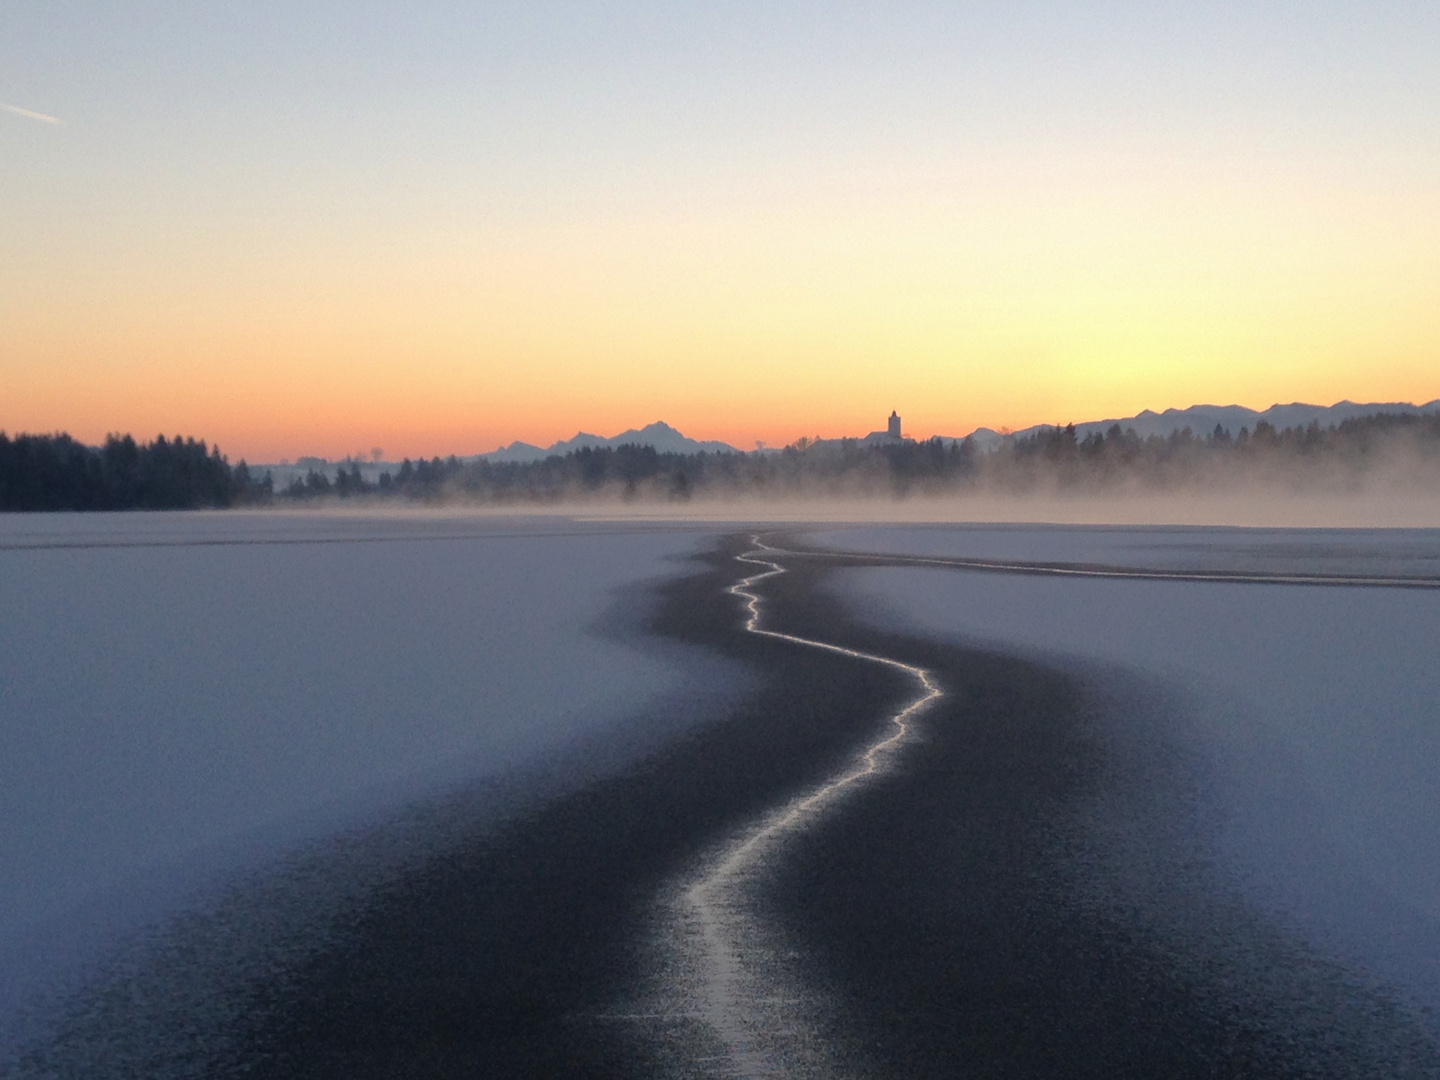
[887,410,901,439]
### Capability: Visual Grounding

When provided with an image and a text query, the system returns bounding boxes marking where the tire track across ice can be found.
[655,536,942,1078]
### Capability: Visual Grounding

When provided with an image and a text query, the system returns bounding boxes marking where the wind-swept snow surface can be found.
[0,512,745,1058]
[813,524,1440,1017]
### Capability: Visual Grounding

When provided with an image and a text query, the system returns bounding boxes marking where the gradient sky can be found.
[3,2,1438,461]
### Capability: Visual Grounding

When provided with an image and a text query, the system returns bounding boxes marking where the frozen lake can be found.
[9,512,1440,1071]
[0,511,745,1033]
[806,522,1440,579]
[810,523,1440,1017]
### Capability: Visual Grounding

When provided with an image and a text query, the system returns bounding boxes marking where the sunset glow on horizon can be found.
[4,2,1438,463]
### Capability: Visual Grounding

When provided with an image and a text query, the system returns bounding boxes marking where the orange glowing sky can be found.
[3,3,1438,462]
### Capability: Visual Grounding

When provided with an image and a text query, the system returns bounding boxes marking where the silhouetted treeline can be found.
[0,432,271,511]
[978,411,1440,494]
[286,445,702,502]
[280,410,1440,504]
[9,412,1438,511]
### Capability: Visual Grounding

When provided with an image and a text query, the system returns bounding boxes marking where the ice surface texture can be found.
[814,524,1440,1014]
[0,513,741,1018]
[807,522,1440,579]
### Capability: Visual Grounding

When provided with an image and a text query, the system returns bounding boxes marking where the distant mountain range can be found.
[258,401,1440,477]
[960,399,1440,448]
[478,421,740,463]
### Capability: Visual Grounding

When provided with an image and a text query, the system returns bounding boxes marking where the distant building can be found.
[859,410,907,446]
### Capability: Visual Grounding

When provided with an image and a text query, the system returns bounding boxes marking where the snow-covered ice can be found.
[0,512,744,1032]
[812,524,1440,1013]
[806,522,1440,579]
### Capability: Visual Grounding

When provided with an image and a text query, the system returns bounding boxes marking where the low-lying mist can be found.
[6,411,1438,527]
[267,408,1428,524]
[268,411,1440,528]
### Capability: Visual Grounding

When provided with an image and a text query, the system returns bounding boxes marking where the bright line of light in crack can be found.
[677,535,943,1078]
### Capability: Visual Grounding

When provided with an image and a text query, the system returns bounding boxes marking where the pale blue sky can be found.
[7,2,1436,204]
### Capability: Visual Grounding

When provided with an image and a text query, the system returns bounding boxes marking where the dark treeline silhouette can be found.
[0,432,271,511]
[979,411,1440,495]
[282,409,1440,504]
[7,412,1438,510]
[286,445,704,502]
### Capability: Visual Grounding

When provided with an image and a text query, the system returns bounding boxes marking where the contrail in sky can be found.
[2,103,63,124]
